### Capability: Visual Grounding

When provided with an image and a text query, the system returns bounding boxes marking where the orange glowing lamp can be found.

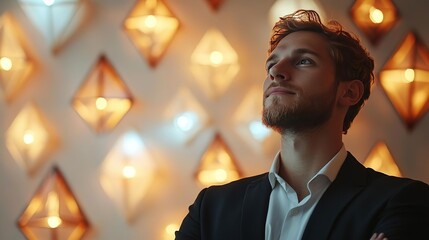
[364,142,402,177]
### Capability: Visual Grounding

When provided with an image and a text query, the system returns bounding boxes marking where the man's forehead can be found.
[271,31,330,55]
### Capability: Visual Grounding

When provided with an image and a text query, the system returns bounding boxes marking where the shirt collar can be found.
[268,145,348,188]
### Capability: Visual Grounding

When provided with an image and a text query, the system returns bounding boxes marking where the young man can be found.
[175,10,429,240]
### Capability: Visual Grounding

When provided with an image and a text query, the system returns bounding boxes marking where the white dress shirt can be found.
[265,145,347,240]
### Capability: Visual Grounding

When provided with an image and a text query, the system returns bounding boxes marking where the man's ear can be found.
[338,80,364,106]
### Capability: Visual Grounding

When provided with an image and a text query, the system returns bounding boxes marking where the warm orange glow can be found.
[18,167,90,239]
[195,134,241,186]
[350,0,399,44]
[122,165,137,179]
[379,32,429,130]
[0,13,34,101]
[364,142,402,177]
[191,29,239,99]
[124,0,180,67]
[72,55,133,133]
[164,223,180,240]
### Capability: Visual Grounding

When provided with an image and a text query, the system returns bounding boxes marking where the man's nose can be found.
[269,62,289,82]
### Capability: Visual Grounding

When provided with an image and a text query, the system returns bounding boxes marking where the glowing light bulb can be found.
[144,15,158,29]
[43,0,55,6]
[96,97,108,110]
[404,68,415,83]
[248,120,271,141]
[23,131,35,145]
[0,57,12,71]
[46,191,61,228]
[214,168,227,182]
[369,7,384,24]
[165,223,179,239]
[47,216,62,228]
[122,132,143,156]
[174,112,198,132]
[122,165,136,179]
[209,51,224,65]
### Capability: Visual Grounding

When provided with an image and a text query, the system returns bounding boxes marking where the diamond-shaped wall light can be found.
[269,0,326,27]
[206,0,224,11]
[350,0,399,45]
[195,133,241,187]
[379,32,429,130]
[0,13,34,102]
[100,131,156,222]
[164,87,210,144]
[191,28,239,99]
[364,141,401,177]
[233,85,278,155]
[72,55,133,133]
[6,103,57,175]
[18,166,90,240]
[19,0,90,53]
[124,0,180,67]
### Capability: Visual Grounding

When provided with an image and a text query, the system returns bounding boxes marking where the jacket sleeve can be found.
[373,180,429,240]
[175,188,207,240]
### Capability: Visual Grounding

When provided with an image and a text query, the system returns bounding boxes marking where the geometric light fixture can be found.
[6,103,56,175]
[269,0,326,27]
[100,131,156,222]
[163,223,179,240]
[0,13,34,102]
[18,0,91,53]
[17,166,90,240]
[71,55,133,133]
[190,28,239,99]
[195,133,241,187]
[163,87,210,144]
[379,32,429,130]
[205,0,224,11]
[124,0,180,68]
[233,85,278,155]
[363,141,402,177]
[350,0,400,45]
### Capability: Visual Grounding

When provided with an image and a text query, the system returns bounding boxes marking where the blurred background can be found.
[1,0,428,239]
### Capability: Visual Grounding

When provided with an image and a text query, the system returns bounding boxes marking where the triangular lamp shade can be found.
[364,142,402,177]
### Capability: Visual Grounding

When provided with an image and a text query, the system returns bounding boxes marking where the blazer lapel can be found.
[302,153,368,240]
[241,174,272,240]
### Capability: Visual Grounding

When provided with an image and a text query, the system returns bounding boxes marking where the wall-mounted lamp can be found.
[18,0,90,53]
[233,85,278,155]
[124,0,180,67]
[163,223,179,240]
[269,0,326,27]
[350,0,399,45]
[100,131,156,222]
[379,32,429,130]
[363,141,401,177]
[17,166,90,240]
[191,28,239,99]
[164,88,209,144]
[0,13,34,102]
[72,55,133,133]
[6,103,56,175]
[195,133,241,187]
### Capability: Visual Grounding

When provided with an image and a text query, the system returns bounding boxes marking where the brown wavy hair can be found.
[269,9,374,133]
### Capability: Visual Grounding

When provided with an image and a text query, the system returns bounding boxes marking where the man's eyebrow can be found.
[292,48,321,57]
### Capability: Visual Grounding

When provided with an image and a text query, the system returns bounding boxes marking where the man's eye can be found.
[297,59,312,65]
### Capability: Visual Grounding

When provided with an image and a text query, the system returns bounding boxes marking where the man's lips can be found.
[265,86,296,97]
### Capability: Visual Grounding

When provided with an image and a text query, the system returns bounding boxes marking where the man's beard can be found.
[262,85,337,134]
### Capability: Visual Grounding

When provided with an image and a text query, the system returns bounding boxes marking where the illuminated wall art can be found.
[19,0,91,53]
[71,55,133,133]
[195,133,241,187]
[124,0,180,67]
[0,13,34,102]
[163,87,210,144]
[191,28,239,99]
[233,85,277,155]
[379,32,429,130]
[17,166,90,240]
[6,103,57,175]
[206,0,224,11]
[100,131,156,222]
[350,0,399,45]
[364,141,402,177]
[269,0,326,27]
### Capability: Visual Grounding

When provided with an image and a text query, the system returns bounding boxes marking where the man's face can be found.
[262,31,338,133]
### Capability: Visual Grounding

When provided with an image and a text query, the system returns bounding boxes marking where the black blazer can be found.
[176,153,429,240]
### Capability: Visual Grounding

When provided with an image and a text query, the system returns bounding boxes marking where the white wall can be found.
[0,0,428,239]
